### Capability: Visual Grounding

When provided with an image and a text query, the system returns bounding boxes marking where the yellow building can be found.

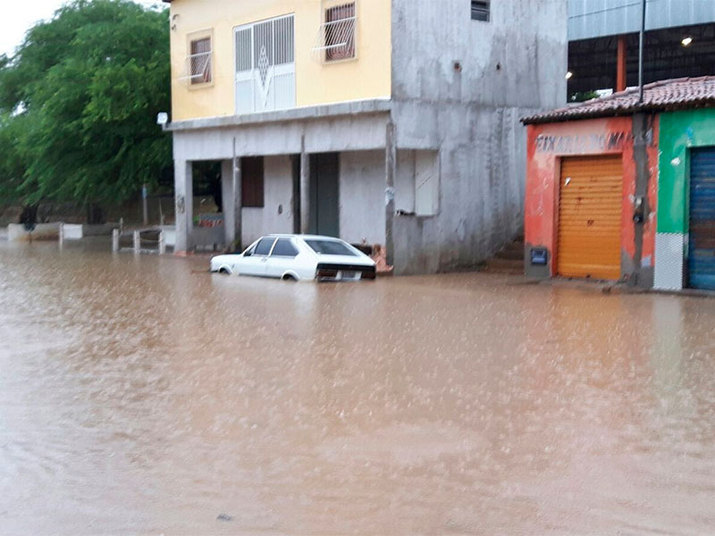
[162,0,568,275]
[168,0,391,121]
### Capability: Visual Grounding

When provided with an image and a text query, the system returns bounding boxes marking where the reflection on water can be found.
[1,239,714,535]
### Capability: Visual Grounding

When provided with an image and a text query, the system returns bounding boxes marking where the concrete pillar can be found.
[58,223,64,247]
[158,231,166,255]
[385,120,396,267]
[300,135,310,234]
[174,160,193,254]
[221,159,235,247]
[133,230,141,253]
[616,36,627,92]
[112,228,119,252]
[234,153,242,248]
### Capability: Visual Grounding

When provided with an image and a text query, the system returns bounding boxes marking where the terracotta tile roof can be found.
[522,76,715,124]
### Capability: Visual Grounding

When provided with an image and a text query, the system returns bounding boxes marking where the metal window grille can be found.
[471,0,489,22]
[235,14,295,114]
[312,2,356,62]
[188,37,212,84]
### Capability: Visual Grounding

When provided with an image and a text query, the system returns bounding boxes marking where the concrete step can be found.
[494,239,524,259]
[494,241,525,261]
[483,257,524,274]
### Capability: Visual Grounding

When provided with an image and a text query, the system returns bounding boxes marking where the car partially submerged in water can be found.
[210,234,376,281]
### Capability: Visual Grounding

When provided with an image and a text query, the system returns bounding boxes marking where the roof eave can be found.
[522,100,715,125]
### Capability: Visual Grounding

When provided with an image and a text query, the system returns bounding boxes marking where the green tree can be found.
[0,0,171,217]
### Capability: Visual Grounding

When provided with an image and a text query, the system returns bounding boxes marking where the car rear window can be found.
[254,237,275,256]
[305,239,358,256]
[272,238,299,257]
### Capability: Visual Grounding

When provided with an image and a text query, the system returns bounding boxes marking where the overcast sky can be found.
[0,0,165,57]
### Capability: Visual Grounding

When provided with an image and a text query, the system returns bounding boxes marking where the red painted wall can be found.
[524,116,659,279]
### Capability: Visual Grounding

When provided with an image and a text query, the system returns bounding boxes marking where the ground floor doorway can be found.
[557,155,623,280]
[688,147,715,290]
[309,152,340,237]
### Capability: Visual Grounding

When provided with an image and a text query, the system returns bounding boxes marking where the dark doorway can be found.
[309,152,340,237]
[291,154,301,233]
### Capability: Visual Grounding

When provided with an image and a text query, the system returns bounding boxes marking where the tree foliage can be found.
[0,0,171,207]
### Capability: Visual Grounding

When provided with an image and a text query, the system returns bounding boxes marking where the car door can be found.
[238,237,275,276]
[265,237,300,278]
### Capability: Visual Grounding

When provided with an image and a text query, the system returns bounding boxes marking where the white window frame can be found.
[234,14,296,114]
[186,30,213,88]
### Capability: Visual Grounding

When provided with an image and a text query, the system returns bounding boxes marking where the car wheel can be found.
[218,267,230,275]
[282,274,298,281]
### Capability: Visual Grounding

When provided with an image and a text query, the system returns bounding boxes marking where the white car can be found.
[210,234,377,281]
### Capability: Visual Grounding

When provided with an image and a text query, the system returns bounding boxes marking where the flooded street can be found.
[1,240,714,535]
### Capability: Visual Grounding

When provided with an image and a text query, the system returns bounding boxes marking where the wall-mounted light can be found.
[565,71,573,80]
[681,36,693,47]
[157,112,169,126]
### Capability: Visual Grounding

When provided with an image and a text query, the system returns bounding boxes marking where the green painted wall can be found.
[658,108,715,233]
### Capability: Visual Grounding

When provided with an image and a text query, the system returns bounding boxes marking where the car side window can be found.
[242,244,255,256]
[254,238,275,256]
[271,238,299,257]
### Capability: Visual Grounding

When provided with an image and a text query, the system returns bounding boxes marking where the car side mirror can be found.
[243,250,252,257]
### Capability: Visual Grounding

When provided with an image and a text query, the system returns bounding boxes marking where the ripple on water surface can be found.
[1,240,714,535]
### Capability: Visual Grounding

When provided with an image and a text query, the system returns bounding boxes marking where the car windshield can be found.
[304,239,357,256]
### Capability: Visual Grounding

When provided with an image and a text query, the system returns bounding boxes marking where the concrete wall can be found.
[524,116,659,286]
[339,150,386,245]
[390,0,568,274]
[242,155,294,246]
[7,223,61,241]
[392,0,567,109]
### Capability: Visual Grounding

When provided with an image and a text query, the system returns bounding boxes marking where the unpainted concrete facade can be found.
[389,0,567,273]
[168,0,568,273]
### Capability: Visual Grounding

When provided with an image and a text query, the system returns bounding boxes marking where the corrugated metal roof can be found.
[522,76,715,124]
[568,0,715,41]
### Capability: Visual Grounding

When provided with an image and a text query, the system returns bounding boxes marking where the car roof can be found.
[264,234,344,241]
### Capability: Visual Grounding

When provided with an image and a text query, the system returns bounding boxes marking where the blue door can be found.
[689,148,715,290]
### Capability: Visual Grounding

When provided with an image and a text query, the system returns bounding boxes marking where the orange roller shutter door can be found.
[557,155,623,280]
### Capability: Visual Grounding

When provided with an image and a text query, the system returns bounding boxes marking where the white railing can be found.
[312,15,357,61]
[184,50,211,84]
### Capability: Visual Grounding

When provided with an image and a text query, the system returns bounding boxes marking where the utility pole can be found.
[638,0,646,103]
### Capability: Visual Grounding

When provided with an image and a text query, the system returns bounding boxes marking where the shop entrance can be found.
[557,155,623,280]
[688,147,715,290]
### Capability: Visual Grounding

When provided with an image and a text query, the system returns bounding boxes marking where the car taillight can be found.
[361,270,376,280]
[316,268,338,278]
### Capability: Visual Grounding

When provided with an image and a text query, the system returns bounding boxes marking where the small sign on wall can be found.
[530,247,548,265]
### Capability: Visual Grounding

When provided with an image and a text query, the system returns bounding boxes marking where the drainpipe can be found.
[638,0,646,103]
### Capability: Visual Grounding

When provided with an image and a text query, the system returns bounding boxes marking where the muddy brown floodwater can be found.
[1,239,714,535]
